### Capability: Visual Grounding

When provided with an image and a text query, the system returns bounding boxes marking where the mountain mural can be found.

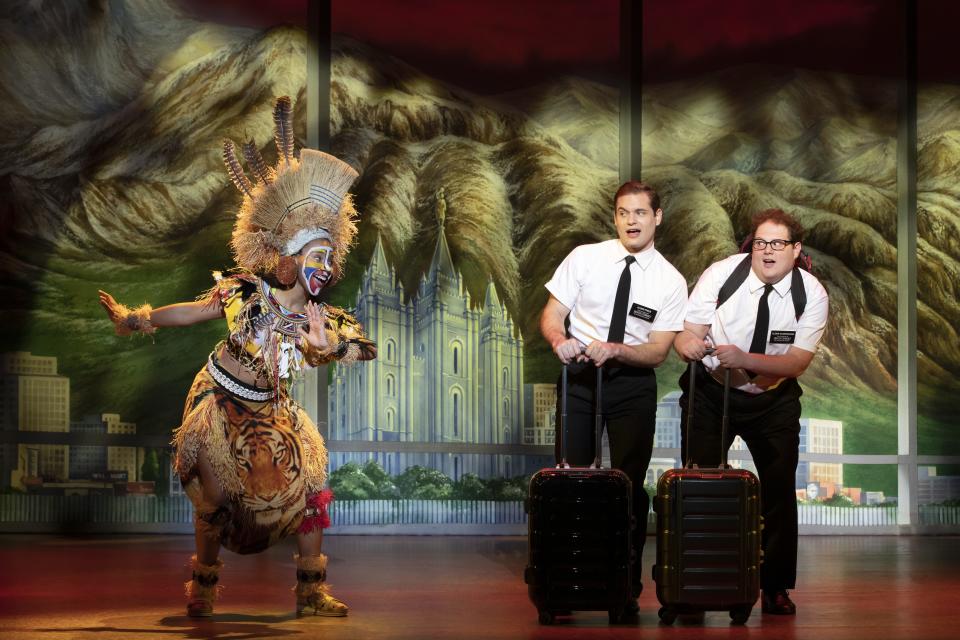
[1,1,956,469]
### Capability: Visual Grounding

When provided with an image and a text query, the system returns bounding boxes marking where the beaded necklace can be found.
[258,279,308,337]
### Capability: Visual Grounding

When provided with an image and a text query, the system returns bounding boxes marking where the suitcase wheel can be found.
[658,606,677,625]
[538,610,555,625]
[730,606,752,625]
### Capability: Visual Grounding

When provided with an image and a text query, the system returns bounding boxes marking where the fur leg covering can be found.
[294,553,348,617]
[185,555,223,618]
[193,500,230,542]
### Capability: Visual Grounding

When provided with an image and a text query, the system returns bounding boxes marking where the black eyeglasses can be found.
[752,238,796,251]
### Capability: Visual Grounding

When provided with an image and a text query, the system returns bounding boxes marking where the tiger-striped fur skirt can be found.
[172,367,330,554]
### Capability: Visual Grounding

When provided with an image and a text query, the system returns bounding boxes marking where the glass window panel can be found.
[331,0,620,479]
[643,1,900,500]
[917,0,960,459]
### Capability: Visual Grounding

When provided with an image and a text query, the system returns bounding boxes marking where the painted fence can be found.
[330,499,526,526]
[1,495,957,529]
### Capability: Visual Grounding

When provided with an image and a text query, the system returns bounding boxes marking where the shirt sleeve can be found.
[792,278,829,353]
[544,246,585,310]
[651,273,688,332]
[684,258,731,326]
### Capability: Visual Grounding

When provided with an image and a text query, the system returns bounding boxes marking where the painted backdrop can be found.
[1,0,957,508]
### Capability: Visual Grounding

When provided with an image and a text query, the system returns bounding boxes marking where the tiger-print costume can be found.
[173,367,328,554]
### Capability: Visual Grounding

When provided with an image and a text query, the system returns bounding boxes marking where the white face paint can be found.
[300,245,334,296]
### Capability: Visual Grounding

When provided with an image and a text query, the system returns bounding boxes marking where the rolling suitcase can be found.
[525,364,634,625]
[652,362,762,625]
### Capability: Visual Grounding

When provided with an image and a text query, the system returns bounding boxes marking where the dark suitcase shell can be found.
[525,467,634,624]
[652,362,762,625]
[524,364,635,625]
[653,467,761,624]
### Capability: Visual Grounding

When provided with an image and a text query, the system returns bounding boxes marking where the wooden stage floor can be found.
[1,534,957,639]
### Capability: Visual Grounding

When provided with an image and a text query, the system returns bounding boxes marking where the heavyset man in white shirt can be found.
[674,208,829,616]
[540,181,688,608]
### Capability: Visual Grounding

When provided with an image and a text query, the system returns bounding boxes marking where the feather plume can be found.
[222,139,254,197]
[242,140,273,186]
[273,96,295,164]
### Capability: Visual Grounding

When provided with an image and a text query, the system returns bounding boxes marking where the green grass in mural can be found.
[918,386,960,457]
[802,384,897,454]
[5,220,234,435]
[842,465,898,497]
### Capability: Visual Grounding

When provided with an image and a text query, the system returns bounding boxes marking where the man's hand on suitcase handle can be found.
[676,332,715,362]
[583,341,620,367]
[555,340,631,367]
[713,344,750,369]
[552,336,588,364]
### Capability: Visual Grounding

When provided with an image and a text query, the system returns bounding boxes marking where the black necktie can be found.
[607,255,636,343]
[749,284,775,354]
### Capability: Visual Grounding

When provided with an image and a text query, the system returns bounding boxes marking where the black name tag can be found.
[769,330,796,344]
[629,303,657,322]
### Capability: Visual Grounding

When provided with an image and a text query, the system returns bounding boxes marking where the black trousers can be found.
[679,363,802,592]
[555,363,657,597]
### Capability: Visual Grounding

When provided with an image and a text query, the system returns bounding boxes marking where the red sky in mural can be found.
[179,0,958,88]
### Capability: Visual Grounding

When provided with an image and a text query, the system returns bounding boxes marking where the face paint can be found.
[301,246,334,295]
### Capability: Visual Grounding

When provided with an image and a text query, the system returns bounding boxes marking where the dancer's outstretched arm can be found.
[98,289,222,335]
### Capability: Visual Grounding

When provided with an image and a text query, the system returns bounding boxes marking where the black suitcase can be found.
[652,363,762,625]
[524,364,634,625]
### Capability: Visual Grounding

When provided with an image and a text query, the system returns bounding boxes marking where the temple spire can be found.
[427,187,456,282]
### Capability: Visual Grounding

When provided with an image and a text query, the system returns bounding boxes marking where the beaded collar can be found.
[258,279,308,337]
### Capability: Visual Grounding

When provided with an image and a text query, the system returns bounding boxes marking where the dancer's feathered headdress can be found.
[224,96,359,283]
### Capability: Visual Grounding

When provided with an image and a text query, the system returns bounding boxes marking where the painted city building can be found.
[1,352,70,487]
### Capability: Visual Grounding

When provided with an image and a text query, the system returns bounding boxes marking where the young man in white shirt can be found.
[674,208,829,616]
[540,181,687,609]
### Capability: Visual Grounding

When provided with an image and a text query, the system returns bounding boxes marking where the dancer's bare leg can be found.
[297,528,323,557]
[194,449,227,564]
[186,449,228,617]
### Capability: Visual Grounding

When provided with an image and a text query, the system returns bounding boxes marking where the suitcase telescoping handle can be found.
[556,363,605,470]
[683,349,733,470]
[592,367,603,469]
[558,365,570,469]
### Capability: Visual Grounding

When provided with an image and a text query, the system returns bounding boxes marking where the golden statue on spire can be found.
[435,187,447,228]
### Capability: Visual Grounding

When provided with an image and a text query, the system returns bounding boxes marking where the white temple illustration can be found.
[328,190,526,479]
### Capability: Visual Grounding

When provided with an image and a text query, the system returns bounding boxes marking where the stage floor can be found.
[1,534,957,639]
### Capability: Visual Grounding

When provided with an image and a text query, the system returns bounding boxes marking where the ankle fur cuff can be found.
[186,555,224,600]
[294,553,328,573]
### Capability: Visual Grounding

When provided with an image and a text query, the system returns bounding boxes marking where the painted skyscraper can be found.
[328,189,525,480]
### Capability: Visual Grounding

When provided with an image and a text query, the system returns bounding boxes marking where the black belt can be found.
[565,361,654,380]
[206,352,275,402]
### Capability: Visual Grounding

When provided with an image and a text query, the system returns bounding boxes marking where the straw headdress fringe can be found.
[173,394,243,497]
[224,97,359,281]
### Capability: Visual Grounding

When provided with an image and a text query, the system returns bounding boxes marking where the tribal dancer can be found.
[98,96,375,618]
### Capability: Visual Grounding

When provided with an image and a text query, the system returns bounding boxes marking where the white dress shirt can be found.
[685,254,829,394]
[545,239,687,347]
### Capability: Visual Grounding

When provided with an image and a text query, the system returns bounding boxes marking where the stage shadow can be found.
[33,621,301,640]
[158,614,306,638]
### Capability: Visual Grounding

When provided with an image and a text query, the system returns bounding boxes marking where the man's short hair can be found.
[751,208,804,243]
[614,180,660,212]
